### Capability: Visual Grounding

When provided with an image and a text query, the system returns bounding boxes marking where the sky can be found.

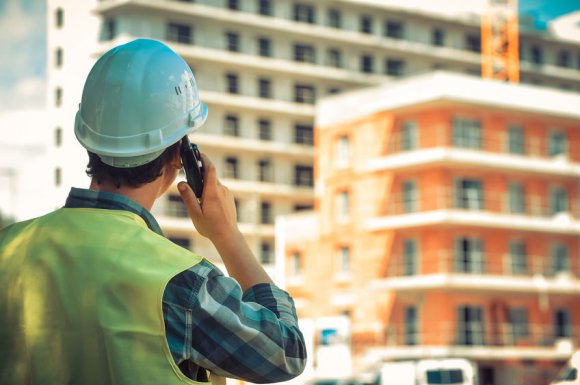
[0,0,578,114]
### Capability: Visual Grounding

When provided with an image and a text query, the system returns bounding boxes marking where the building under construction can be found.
[44,1,580,383]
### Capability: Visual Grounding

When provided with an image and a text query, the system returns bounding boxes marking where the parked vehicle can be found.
[550,351,580,385]
[378,359,477,385]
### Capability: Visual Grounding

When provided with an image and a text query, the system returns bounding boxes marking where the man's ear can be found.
[170,140,183,169]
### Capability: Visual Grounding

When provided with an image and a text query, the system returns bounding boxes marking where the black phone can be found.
[180,136,204,199]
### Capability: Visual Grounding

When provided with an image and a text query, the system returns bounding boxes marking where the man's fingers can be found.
[178,181,201,218]
[200,153,218,188]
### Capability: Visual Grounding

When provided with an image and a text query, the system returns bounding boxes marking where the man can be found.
[0,39,306,384]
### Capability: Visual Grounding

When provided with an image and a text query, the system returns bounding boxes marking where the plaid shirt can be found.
[65,188,306,383]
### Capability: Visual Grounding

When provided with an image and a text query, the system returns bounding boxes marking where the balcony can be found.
[372,251,580,294]
[367,323,578,361]
[365,187,580,234]
[365,129,580,177]
[192,132,314,160]
[94,1,481,68]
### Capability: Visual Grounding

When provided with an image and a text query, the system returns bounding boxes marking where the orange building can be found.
[278,71,580,385]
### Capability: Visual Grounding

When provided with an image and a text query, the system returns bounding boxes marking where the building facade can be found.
[280,72,580,384]
[46,0,580,266]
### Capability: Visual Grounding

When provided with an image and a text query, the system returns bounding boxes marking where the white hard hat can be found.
[75,38,208,167]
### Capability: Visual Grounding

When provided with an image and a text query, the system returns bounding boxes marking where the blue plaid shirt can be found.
[65,188,307,383]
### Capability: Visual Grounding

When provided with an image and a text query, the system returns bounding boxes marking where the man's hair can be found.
[86,141,181,188]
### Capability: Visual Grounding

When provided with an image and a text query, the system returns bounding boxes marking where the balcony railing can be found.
[386,128,573,162]
[384,187,578,220]
[386,250,578,279]
[384,322,578,351]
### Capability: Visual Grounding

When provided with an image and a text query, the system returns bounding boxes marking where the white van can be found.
[550,351,580,385]
[379,359,477,385]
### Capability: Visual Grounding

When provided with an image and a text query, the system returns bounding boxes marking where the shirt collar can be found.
[64,187,164,236]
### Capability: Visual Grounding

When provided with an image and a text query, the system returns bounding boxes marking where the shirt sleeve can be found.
[163,259,307,384]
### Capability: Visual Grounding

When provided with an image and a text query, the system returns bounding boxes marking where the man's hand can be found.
[177,153,273,290]
[178,154,239,244]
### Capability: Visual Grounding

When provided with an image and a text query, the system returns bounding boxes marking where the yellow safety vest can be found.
[0,208,215,385]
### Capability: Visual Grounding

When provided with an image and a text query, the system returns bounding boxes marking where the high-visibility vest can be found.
[0,207,214,385]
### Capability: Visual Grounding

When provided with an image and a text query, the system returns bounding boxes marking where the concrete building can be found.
[46,0,580,267]
[279,71,580,384]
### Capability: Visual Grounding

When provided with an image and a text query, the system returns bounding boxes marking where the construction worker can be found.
[0,39,307,384]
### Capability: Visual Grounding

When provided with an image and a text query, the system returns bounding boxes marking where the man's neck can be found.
[89,180,161,211]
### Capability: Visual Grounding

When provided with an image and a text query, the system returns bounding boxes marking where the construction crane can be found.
[481,0,520,83]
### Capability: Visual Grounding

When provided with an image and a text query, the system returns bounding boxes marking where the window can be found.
[54,127,62,147]
[507,125,524,154]
[225,73,239,94]
[294,165,313,187]
[168,237,191,250]
[465,34,481,52]
[426,369,465,384]
[334,135,350,167]
[167,194,188,217]
[258,0,271,15]
[327,9,341,28]
[167,23,192,44]
[401,121,417,150]
[508,307,529,339]
[454,237,484,273]
[257,37,271,57]
[403,239,418,275]
[294,124,313,145]
[548,130,567,157]
[327,48,342,68]
[552,243,570,274]
[258,159,272,182]
[294,84,315,104]
[104,18,116,41]
[227,0,239,10]
[55,7,64,28]
[530,45,543,65]
[455,178,483,210]
[54,167,62,187]
[293,3,315,24]
[55,87,62,107]
[294,204,313,211]
[337,246,350,274]
[294,44,316,63]
[258,119,272,140]
[453,117,482,149]
[260,201,272,224]
[290,252,302,276]
[226,32,240,52]
[336,190,350,221]
[224,114,239,136]
[403,180,418,213]
[557,51,570,67]
[258,78,272,98]
[385,59,405,77]
[359,15,372,34]
[550,186,568,216]
[554,309,571,338]
[224,156,239,179]
[55,48,63,68]
[384,21,404,39]
[361,55,374,73]
[404,306,418,345]
[457,305,484,345]
[509,240,527,274]
[432,28,445,46]
[260,242,273,264]
[508,182,525,214]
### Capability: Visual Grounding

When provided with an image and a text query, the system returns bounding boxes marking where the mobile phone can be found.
[180,136,204,199]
